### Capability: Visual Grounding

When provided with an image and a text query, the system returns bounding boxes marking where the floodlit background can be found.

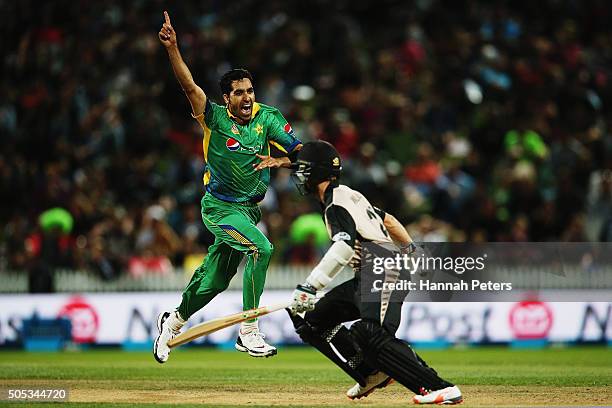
[0,0,610,348]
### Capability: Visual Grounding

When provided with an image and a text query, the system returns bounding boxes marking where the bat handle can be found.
[266,300,293,312]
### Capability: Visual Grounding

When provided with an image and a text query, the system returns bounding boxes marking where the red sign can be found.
[57,296,100,343]
[509,301,553,339]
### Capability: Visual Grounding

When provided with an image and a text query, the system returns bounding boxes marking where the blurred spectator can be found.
[433,160,476,222]
[284,213,329,264]
[587,166,612,240]
[562,213,589,242]
[2,0,612,276]
[405,142,442,192]
[133,205,181,272]
[504,126,549,162]
[27,208,75,292]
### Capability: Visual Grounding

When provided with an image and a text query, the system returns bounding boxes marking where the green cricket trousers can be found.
[177,193,273,320]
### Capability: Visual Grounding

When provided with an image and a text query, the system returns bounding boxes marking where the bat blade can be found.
[167,301,291,348]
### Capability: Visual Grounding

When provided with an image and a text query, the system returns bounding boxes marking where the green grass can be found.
[0,346,610,406]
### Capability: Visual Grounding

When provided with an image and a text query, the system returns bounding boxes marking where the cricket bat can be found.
[167,301,292,348]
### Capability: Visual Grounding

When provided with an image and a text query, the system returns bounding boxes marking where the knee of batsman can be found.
[350,320,393,351]
[291,313,363,361]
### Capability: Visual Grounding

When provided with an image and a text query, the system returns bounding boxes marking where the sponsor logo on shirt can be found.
[284,122,295,136]
[332,231,352,242]
[226,138,241,151]
[226,137,262,154]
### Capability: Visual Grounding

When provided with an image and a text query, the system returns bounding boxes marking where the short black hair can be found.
[219,69,254,96]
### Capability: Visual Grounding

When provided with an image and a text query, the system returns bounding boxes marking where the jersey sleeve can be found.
[324,205,357,249]
[267,109,301,154]
[373,206,386,220]
[191,99,219,130]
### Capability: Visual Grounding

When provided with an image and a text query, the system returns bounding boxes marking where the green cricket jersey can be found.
[192,100,301,203]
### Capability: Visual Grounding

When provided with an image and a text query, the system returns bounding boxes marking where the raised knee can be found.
[255,241,273,259]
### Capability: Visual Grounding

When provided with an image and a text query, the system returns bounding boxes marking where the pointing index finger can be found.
[164,11,171,25]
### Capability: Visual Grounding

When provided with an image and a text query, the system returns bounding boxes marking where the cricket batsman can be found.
[154,11,301,362]
[287,141,463,404]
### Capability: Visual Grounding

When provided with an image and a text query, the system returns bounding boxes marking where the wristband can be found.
[296,283,317,294]
[400,242,417,254]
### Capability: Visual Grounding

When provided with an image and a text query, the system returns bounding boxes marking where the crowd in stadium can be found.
[2,0,611,278]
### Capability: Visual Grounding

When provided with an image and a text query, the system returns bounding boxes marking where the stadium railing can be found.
[1,266,611,293]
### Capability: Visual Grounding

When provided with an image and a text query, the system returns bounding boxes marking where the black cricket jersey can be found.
[321,182,394,276]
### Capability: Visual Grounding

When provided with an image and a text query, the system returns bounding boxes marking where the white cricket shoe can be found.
[153,311,180,364]
[235,329,277,357]
[347,371,394,400]
[412,385,463,405]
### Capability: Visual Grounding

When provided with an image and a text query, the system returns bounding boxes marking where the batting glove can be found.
[290,283,317,314]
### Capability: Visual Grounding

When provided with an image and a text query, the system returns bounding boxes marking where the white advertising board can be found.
[0,291,610,345]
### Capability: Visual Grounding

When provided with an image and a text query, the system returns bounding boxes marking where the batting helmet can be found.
[291,141,342,195]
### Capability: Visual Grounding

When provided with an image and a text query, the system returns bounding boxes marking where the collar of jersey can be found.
[322,180,340,208]
[226,102,261,121]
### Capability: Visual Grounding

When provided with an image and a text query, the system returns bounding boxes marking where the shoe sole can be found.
[412,395,463,405]
[438,396,463,405]
[153,312,171,364]
[347,377,394,400]
[235,340,278,358]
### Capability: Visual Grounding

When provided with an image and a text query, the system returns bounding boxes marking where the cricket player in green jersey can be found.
[154,11,302,362]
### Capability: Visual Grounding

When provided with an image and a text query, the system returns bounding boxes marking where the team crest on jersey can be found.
[226,137,241,151]
[332,231,351,242]
[284,122,295,136]
[231,124,240,135]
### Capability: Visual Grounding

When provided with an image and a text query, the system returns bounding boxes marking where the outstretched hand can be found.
[253,154,290,171]
[158,11,177,48]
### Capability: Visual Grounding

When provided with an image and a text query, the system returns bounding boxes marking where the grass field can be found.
[0,346,611,407]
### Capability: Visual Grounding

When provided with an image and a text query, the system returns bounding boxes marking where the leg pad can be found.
[351,320,453,394]
[289,311,367,386]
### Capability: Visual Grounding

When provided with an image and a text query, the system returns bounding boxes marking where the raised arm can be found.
[159,11,206,115]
